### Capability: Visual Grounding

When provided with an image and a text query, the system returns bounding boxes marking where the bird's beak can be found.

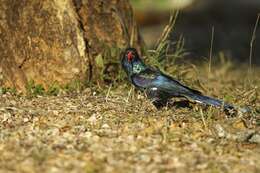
[127,52,133,62]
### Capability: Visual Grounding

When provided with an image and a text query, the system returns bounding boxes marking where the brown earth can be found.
[0,65,259,173]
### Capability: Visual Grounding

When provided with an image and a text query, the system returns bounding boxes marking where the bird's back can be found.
[159,72,202,95]
[132,67,201,97]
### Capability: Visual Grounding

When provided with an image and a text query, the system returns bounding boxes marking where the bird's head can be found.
[122,47,140,63]
[121,48,144,76]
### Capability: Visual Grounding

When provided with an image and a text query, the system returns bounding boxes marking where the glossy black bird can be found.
[121,47,234,110]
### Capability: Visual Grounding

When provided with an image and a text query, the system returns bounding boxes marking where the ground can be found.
[0,65,259,173]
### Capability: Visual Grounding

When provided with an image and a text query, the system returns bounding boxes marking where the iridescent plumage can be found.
[121,48,234,110]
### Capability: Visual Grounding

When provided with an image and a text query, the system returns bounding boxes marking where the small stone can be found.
[93,135,100,142]
[86,103,93,107]
[172,157,184,167]
[23,117,29,123]
[53,110,59,116]
[46,128,60,136]
[101,123,110,129]
[249,133,260,144]
[2,112,11,122]
[9,100,16,105]
[83,88,91,95]
[215,124,226,138]
[87,114,97,125]
[81,131,92,139]
[137,94,144,100]
[153,155,162,163]
[34,117,39,122]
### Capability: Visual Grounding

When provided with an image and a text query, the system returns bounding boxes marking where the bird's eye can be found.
[127,51,134,62]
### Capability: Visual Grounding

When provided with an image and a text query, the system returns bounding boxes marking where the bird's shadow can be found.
[168,100,193,109]
[154,100,239,116]
[153,100,193,110]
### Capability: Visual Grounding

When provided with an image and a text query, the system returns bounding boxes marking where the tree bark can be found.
[0,0,143,92]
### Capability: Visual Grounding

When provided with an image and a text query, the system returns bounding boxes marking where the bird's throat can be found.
[132,63,145,74]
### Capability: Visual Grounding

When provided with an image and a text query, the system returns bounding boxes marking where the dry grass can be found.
[0,65,259,173]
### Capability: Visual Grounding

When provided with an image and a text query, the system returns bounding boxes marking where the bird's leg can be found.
[151,98,168,109]
[145,88,169,109]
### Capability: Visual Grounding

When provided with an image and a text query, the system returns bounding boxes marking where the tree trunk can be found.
[0,0,143,92]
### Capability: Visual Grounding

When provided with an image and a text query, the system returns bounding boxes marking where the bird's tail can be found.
[186,93,234,110]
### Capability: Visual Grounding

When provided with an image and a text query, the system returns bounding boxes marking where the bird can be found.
[121,47,235,111]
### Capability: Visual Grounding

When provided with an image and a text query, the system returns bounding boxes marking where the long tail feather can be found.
[187,94,234,110]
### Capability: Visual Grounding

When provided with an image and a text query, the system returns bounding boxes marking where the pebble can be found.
[101,123,110,129]
[87,114,98,125]
[249,133,260,144]
[23,117,30,123]
[9,100,17,105]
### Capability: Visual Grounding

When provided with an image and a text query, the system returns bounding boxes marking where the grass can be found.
[0,64,259,173]
[0,87,17,95]
[23,79,86,97]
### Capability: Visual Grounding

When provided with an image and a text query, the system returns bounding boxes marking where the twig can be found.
[105,84,112,102]
[200,109,207,129]
[249,14,260,74]
[155,11,179,50]
[130,10,137,47]
[126,86,133,102]
[209,26,215,74]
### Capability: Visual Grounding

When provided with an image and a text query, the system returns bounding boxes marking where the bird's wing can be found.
[132,70,185,96]
[148,72,202,97]
[131,69,158,88]
[132,69,172,101]
[159,72,202,95]
[132,67,202,97]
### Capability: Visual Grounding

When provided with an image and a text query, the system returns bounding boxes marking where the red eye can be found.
[127,51,134,62]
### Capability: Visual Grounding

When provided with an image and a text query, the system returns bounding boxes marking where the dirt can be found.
[0,66,259,173]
